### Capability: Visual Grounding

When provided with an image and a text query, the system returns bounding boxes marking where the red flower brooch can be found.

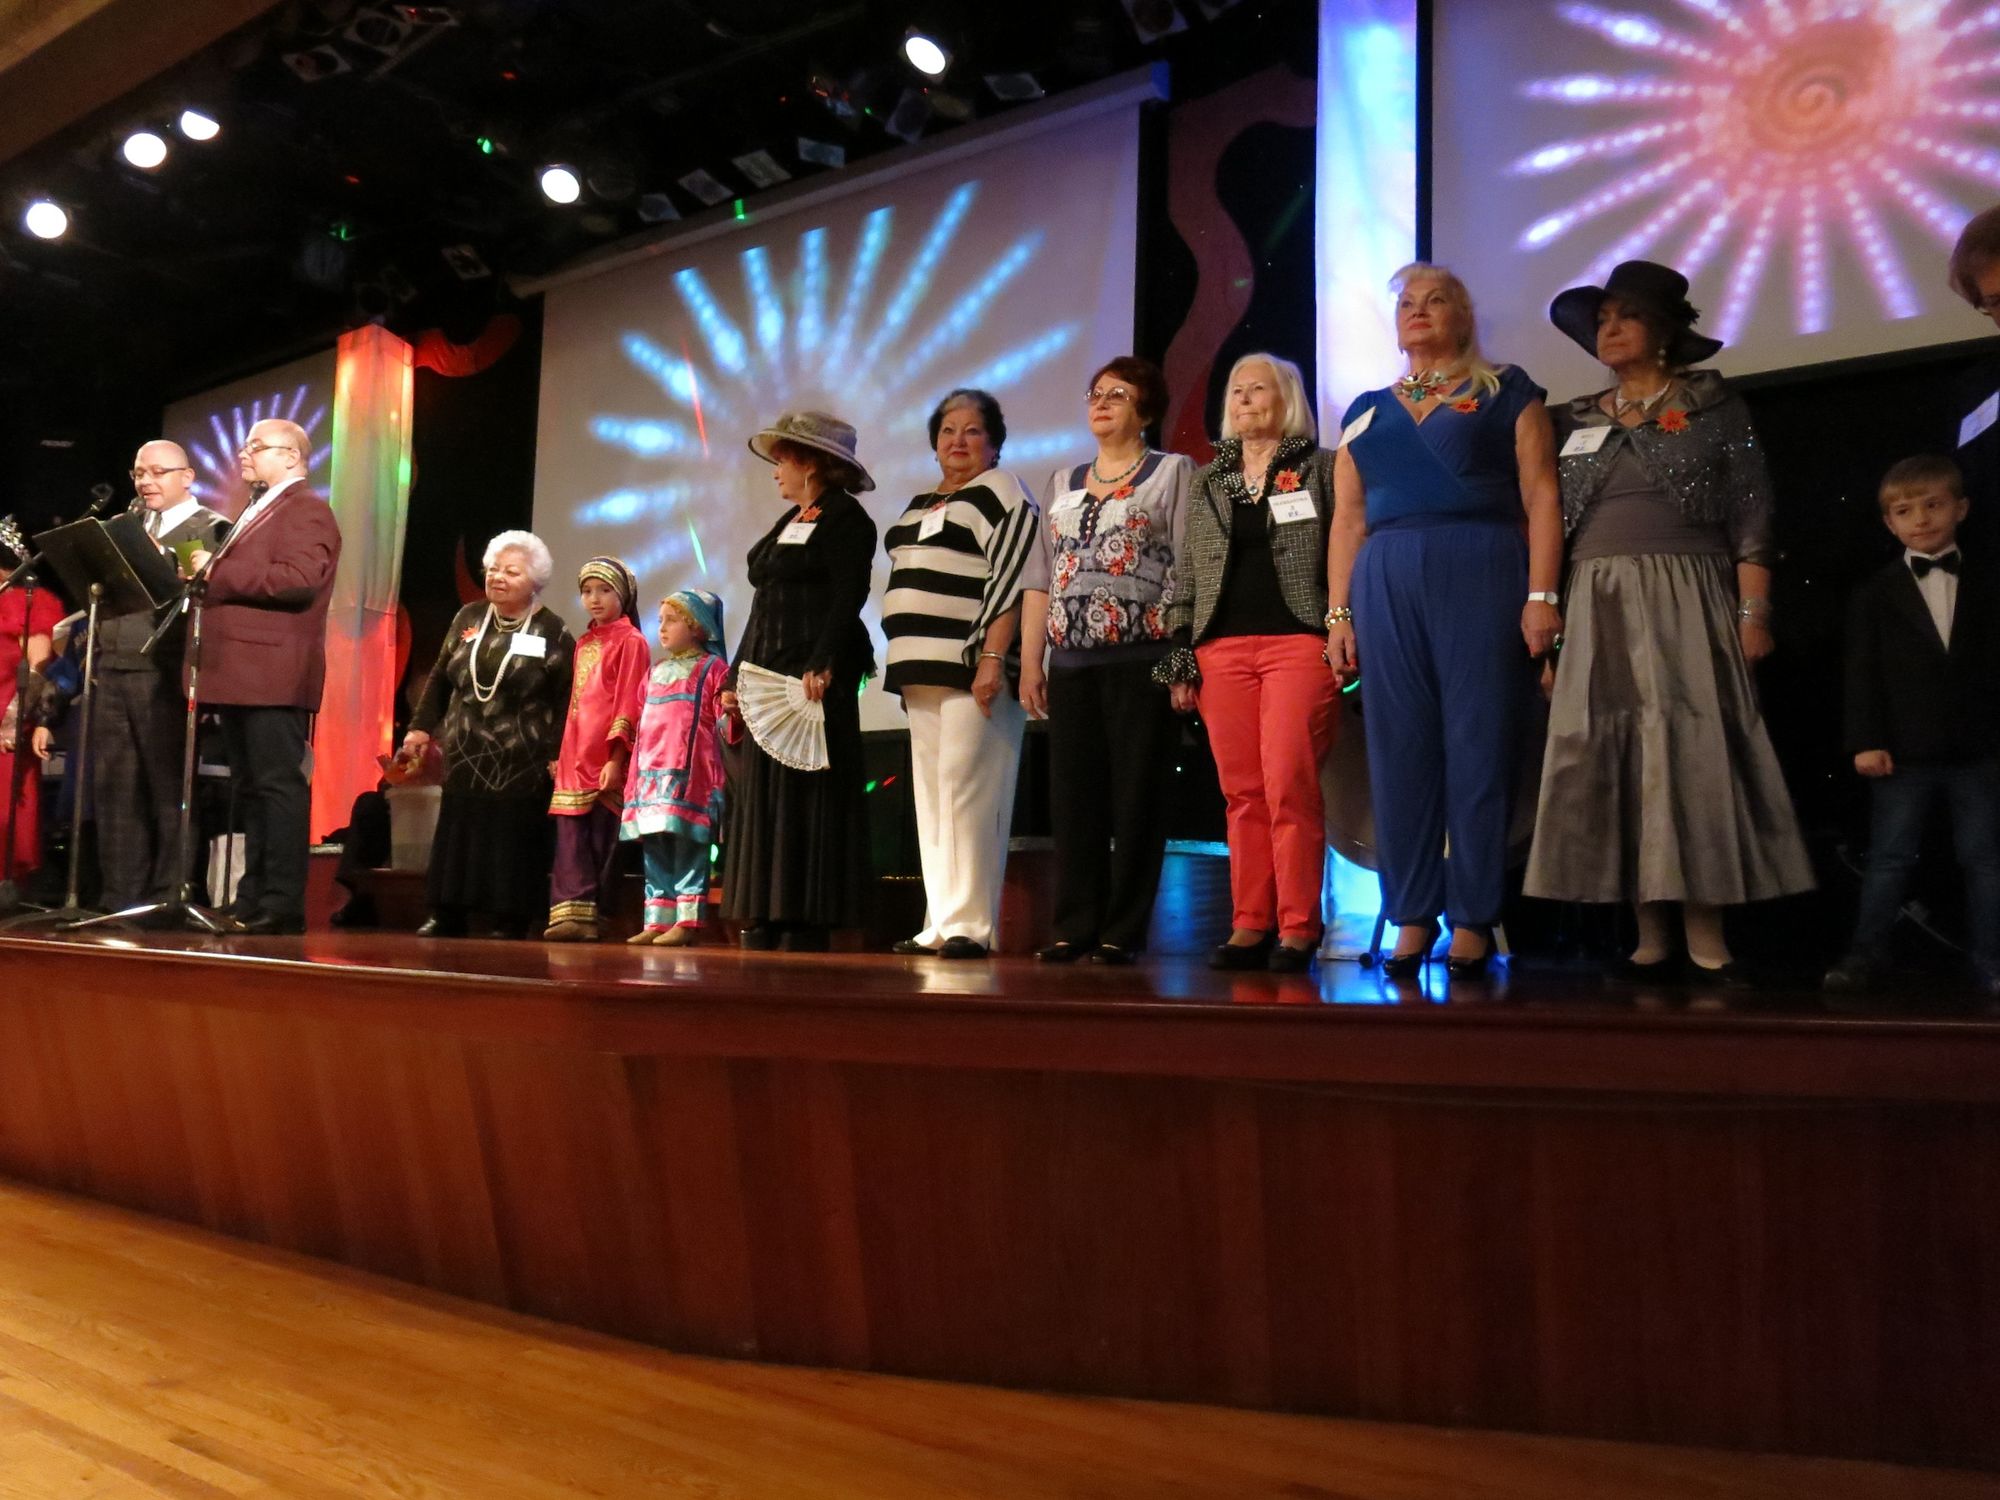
[1273,470,1302,493]
[460,625,480,643]
[1111,485,1135,500]
[1451,397,1480,414]
[1657,408,1689,434]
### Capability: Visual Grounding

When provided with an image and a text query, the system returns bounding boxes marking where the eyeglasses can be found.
[129,465,192,481]
[238,441,297,457]
[1085,385,1134,407]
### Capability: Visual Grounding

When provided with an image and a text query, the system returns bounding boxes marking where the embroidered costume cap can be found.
[579,556,641,627]
[664,588,726,657]
[747,410,876,492]
[1549,260,1724,368]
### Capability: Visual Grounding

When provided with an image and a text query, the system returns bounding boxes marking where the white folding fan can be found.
[735,662,829,772]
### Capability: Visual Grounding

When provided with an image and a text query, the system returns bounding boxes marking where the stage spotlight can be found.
[178,109,221,141]
[23,199,68,239]
[539,164,582,204]
[903,30,950,77]
[122,131,169,169]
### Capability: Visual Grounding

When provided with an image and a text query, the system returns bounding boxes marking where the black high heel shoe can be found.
[1380,921,1438,980]
[1209,932,1276,970]
[1445,925,1495,981]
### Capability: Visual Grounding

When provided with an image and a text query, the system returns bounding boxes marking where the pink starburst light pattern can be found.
[1512,1,2000,344]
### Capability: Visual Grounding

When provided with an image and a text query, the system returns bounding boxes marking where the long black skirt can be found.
[426,788,553,921]
[721,677,868,927]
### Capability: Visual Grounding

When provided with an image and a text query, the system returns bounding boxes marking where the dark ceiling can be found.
[0,0,1296,421]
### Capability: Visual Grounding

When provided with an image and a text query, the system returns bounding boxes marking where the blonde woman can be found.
[1160,353,1338,973]
[1325,264,1562,979]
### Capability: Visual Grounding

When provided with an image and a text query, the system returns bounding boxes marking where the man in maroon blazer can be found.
[186,418,342,934]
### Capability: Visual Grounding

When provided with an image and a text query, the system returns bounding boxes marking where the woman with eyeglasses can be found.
[1018,357,1194,964]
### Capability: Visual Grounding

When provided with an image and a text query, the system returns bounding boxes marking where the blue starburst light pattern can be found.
[575,175,1092,651]
[187,385,333,505]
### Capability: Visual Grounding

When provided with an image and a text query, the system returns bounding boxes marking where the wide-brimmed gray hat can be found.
[1550,260,1723,368]
[747,410,875,492]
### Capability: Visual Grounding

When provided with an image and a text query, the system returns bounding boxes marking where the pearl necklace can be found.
[467,605,530,704]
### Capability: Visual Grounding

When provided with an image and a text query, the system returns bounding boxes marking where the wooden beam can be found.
[0,0,280,167]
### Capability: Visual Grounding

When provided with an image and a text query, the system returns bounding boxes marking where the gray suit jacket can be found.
[1170,438,1336,645]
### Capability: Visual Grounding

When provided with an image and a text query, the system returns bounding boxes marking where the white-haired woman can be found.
[402,530,576,938]
[1158,353,1338,973]
[1325,264,1562,980]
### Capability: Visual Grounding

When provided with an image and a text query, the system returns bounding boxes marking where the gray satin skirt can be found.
[1522,552,1815,906]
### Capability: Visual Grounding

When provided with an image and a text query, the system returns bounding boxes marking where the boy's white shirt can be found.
[1905,546,1960,647]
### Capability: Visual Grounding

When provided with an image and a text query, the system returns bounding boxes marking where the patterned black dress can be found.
[410,601,576,924]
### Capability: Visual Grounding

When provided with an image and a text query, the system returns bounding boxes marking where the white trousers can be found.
[904,684,1025,948]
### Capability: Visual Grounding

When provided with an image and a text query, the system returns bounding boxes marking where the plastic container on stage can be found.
[385,785,442,872]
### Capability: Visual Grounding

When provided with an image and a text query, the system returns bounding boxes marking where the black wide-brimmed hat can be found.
[1549,260,1723,367]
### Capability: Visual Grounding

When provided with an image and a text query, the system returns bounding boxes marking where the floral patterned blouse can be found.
[1022,451,1193,667]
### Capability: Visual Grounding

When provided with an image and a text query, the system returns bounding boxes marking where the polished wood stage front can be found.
[0,928,1995,1471]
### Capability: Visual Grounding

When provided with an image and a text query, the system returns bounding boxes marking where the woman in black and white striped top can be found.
[881,388,1039,959]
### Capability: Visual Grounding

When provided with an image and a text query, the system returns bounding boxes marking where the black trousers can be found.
[218,705,311,921]
[1046,656,1180,950]
[92,668,188,908]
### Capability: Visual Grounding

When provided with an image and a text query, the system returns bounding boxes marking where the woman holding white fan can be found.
[721,411,879,951]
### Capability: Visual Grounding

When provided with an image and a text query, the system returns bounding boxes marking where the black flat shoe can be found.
[938,936,989,960]
[416,914,466,938]
[1268,942,1315,974]
[891,937,937,956]
[1092,943,1136,966]
[1209,933,1275,970]
[1687,960,1754,990]
[1037,940,1088,963]
[239,912,306,936]
[739,923,779,951]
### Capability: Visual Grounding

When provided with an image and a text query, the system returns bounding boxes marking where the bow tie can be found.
[1911,550,1961,579]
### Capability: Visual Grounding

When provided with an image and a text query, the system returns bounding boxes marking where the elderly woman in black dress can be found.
[1522,261,1812,981]
[402,529,575,938]
[720,411,879,952]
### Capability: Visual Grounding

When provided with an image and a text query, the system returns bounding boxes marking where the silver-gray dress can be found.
[1522,372,1814,905]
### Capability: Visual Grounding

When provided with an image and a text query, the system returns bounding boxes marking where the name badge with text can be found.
[1560,426,1613,458]
[1961,390,2000,449]
[1336,406,1375,449]
[1270,494,1317,525]
[918,507,949,541]
[508,632,548,660]
[779,521,817,545]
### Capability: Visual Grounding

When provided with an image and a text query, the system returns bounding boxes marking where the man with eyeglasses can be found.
[92,440,227,914]
[184,418,342,935]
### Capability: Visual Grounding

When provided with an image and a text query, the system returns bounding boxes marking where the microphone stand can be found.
[0,582,108,928]
[68,567,234,934]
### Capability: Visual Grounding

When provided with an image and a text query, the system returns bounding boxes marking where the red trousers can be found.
[1196,633,1338,941]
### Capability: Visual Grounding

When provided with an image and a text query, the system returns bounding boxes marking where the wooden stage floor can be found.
[1,1178,1993,1500]
[0,928,1996,1472]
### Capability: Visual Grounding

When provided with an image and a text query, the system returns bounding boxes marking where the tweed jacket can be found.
[1552,369,1776,565]
[1168,437,1335,647]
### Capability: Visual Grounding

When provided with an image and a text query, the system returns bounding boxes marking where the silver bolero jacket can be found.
[1552,368,1777,566]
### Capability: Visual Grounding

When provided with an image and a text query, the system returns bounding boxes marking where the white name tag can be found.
[1560,425,1613,457]
[508,632,548,659]
[1270,494,1317,525]
[1961,389,2000,449]
[778,521,817,545]
[1336,406,1375,449]
[918,507,948,540]
[1051,489,1087,516]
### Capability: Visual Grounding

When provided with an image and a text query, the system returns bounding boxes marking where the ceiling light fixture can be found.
[177,109,221,141]
[122,131,169,169]
[23,200,68,239]
[903,30,950,77]
[538,164,582,204]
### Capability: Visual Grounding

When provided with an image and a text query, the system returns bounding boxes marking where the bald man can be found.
[96,441,227,913]
[187,418,341,934]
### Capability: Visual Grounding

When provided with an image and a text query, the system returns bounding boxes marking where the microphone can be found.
[88,483,116,516]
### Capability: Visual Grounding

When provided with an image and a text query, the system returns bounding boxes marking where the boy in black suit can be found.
[1826,455,2000,1004]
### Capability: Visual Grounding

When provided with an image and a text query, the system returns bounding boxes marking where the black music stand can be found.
[69,524,234,935]
[0,516,177,930]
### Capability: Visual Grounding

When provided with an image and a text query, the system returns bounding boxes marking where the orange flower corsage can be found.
[1111,485,1135,500]
[1273,470,1302,492]
[1451,397,1480,414]
[1657,408,1689,434]
[460,625,480,643]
